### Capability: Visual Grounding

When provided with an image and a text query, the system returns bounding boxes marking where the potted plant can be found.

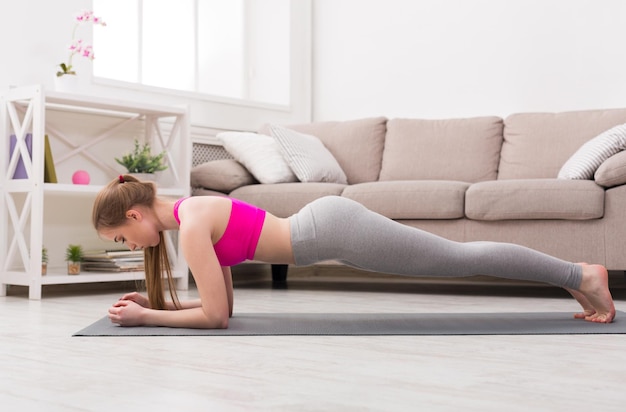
[55,11,106,92]
[56,11,106,78]
[65,244,84,275]
[115,139,168,181]
[42,246,49,276]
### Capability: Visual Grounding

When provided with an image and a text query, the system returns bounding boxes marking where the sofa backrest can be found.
[378,117,504,183]
[498,108,626,179]
[265,117,387,184]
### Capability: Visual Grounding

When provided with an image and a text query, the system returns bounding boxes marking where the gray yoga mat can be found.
[73,311,626,336]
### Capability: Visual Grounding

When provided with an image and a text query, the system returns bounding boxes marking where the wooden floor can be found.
[1,266,625,412]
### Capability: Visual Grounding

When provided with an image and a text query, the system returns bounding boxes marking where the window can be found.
[93,0,290,106]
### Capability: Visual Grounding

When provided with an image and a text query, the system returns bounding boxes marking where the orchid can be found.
[57,10,106,77]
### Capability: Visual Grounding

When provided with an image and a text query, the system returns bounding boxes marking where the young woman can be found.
[92,175,615,328]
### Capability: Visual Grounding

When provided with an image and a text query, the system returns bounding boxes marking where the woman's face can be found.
[98,210,161,251]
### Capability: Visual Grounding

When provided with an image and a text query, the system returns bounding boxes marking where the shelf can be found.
[41,271,148,285]
[0,85,191,299]
[42,183,187,197]
[4,270,185,286]
[44,90,188,117]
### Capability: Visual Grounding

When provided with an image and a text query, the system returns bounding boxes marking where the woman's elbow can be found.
[202,311,229,329]
[217,316,229,329]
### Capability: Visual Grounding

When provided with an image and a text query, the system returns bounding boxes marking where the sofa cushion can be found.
[269,125,348,184]
[465,179,604,220]
[558,123,626,180]
[230,183,346,218]
[595,150,626,188]
[259,117,387,184]
[218,132,298,184]
[191,187,229,197]
[379,117,503,183]
[342,181,470,219]
[190,159,257,193]
[499,109,626,179]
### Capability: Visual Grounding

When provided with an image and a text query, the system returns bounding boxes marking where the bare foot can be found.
[565,287,596,319]
[576,264,616,323]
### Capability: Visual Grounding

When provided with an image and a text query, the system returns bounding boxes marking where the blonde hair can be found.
[92,174,179,310]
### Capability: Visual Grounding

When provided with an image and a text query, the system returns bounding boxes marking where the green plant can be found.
[115,139,168,174]
[42,247,49,263]
[65,244,84,262]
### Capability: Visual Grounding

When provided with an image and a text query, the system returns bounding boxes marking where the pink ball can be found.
[72,170,90,185]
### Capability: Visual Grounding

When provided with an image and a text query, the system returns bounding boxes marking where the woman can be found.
[92,175,615,328]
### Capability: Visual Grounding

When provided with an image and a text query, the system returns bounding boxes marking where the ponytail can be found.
[93,174,180,310]
[144,233,180,310]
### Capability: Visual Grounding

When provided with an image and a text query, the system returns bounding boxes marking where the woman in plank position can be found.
[92,175,615,328]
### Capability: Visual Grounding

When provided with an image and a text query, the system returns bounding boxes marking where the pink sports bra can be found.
[173,197,266,266]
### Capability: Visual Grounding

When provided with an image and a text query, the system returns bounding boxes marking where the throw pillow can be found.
[269,125,348,184]
[557,123,626,180]
[218,132,298,184]
[594,150,626,188]
[190,159,257,193]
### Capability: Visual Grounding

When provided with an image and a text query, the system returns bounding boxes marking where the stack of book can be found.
[82,250,145,272]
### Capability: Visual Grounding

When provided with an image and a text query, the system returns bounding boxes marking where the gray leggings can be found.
[289,196,582,289]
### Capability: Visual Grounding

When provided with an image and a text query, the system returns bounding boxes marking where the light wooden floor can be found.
[1,266,625,412]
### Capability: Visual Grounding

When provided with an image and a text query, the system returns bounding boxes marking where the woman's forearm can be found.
[166,299,202,310]
[141,306,228,329]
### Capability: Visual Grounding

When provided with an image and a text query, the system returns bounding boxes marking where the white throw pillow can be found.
[269,125,348,184]
[558,123,626,180]
[218,132,297,184]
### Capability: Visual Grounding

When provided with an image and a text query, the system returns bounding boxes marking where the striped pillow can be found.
[270,125,348,184]
[558,123,626,180]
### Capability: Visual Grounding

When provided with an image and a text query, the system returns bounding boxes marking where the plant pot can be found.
[41,262,47,276]
[54,74,81,93]
[67,261,81,275]
[129,173,159,183]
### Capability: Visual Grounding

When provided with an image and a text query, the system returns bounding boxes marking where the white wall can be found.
[0,0,311,133]
[6,1,624,127]
[312,0,626,121]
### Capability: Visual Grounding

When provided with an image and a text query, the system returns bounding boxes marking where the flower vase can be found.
[54,74,81,93]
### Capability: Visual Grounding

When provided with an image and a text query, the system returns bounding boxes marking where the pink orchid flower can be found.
[57,10,106,77]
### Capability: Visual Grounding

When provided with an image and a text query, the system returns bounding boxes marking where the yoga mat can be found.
[73,311,626,336]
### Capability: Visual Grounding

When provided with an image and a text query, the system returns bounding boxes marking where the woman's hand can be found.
[118,292,150,308]
[108,299,147,326]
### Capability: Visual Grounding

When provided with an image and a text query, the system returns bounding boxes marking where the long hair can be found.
[92,174,180,310]
[144,232,180,309]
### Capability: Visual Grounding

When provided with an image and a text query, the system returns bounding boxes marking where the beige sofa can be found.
[191,109,626,283]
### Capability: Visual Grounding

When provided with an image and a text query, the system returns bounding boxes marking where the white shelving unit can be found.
[0,85,191,299]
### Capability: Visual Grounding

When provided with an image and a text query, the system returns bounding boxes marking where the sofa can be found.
[191,109,626,284]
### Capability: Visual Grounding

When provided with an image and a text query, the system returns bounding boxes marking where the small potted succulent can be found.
[115,139,168,181]
[41,246,49,276]
[65,244,84,275]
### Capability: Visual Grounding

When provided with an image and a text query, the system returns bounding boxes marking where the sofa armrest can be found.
[595,150,626,188]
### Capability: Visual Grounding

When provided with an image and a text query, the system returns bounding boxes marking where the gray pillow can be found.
[594,150,626,188]
[190,159,256,193]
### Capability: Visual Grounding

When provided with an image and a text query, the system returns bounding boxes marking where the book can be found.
[8,133,57,182]
[43,135,57,183]
[82,249,145,272]
[83,264,144,273]
[8,133,32,179]
[83,249,144,259]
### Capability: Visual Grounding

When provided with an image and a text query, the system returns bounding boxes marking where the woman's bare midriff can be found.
[254,214,295,264]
